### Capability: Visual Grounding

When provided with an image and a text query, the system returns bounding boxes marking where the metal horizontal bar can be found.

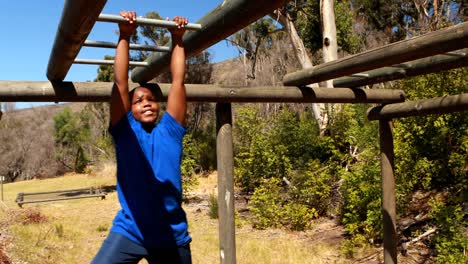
[17,194,106,206]
[131,0,290,83]
[0,81,405,104]
[283,22,468,86]
[367,93,468,120]
[47,0,108,81]
[83,40,170,52]
[333,48,468,88]
[74,58,148,67]
[98,13,202,30]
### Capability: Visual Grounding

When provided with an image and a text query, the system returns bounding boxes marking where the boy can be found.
[92,11,191,264]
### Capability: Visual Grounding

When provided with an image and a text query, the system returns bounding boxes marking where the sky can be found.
[0,0,239,108]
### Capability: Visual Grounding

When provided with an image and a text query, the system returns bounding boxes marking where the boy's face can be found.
[131,87,159,124]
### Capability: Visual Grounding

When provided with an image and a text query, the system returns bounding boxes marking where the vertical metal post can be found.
[216,103,237,264]
[379,119,397,264]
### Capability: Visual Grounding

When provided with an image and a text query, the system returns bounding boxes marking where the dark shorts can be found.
[91,232,192,264]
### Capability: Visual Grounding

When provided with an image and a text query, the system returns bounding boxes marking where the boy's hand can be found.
[119,11,138,38]
[169,16,188,38]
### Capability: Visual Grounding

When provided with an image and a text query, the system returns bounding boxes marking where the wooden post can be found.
[379,119,397,264]
[216,103,236,264]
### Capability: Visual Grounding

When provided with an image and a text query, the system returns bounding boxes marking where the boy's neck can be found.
[142,123,156,133]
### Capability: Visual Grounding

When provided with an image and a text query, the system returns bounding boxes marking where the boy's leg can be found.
[146,243,192,264]
[91,232,147,264]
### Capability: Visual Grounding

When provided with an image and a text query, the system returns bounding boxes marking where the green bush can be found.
[181,134,200,196]
[249,178,284,229]
[282,203,317,231]
[53,107,91,173]
[249,177,319,231]
[429,196,468,264]
[234,106,327,193]
[340,157,382,242]
[287,159,336,216]
[208,193,219,219]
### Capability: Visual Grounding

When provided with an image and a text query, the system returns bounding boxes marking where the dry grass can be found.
[0,171,352,264]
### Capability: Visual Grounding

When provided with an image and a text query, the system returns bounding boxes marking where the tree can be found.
[229,17,280,79]
[53,107,91,173]
[94,55,114,82]
[0,107,57,182]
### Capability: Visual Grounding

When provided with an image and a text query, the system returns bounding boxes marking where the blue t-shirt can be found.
[109,111,191,248]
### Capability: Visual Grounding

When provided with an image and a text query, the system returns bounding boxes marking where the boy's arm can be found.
[110,11,137,127]
[166,17,188,126]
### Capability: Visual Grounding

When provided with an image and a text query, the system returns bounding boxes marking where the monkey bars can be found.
[97,13,202,30]
[8,2,468,264]
[83,40,170,52]
[131,0,291,83]
[74,59,149,67]
[334,49,468,87]
[283,22,468,86]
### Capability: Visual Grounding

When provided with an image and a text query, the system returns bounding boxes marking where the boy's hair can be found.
[128,84,161,103]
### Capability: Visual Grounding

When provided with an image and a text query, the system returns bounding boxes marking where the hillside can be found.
[210,58,246,86]
[0,103,88,182]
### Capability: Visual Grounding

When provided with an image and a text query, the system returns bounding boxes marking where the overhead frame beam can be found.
[367,93,468,120]
[46,0,108,81]
[334,49,468,88]
[283,22,468,86]
[0,81,405,103]
[131,0,290,83]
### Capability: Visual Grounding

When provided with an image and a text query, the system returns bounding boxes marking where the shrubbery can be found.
[234,68,467,260]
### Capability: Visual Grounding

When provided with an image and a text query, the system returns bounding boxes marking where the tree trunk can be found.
[320,0,339,135]
[275,10,325,133]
